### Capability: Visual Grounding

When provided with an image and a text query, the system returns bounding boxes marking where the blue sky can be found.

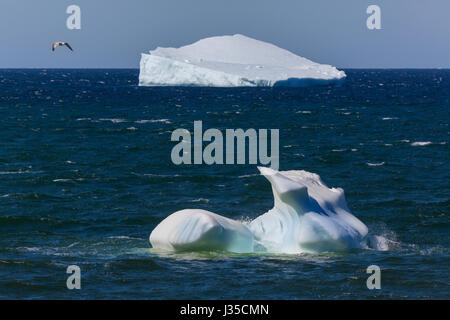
[1,0,449,68]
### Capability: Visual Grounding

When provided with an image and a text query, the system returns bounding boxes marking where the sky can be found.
[0,0,449,68]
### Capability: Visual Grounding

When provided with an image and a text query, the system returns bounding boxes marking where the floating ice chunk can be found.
[149,209,254,253]
[249,167,368,253]
[149,167,376,254]
[139,34,345,87]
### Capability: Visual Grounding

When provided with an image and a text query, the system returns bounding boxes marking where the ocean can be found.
[0,69,448,299]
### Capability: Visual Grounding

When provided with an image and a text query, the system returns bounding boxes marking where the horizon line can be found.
[0,67,449,70]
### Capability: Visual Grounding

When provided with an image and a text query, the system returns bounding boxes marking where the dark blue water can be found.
[0,69,448,299]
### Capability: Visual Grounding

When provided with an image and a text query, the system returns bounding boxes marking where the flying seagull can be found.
[52,42,73,52]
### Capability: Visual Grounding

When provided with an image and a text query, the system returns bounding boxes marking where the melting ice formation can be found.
[139,34,346,87]
[150,167,387,254]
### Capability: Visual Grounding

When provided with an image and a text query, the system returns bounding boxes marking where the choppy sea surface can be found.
[0,69,448,299]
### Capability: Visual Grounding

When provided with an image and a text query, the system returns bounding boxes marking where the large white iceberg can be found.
[139,34,346,87]
[149,167,377,254]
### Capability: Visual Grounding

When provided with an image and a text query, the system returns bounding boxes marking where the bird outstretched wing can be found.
[64,42,73,51]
